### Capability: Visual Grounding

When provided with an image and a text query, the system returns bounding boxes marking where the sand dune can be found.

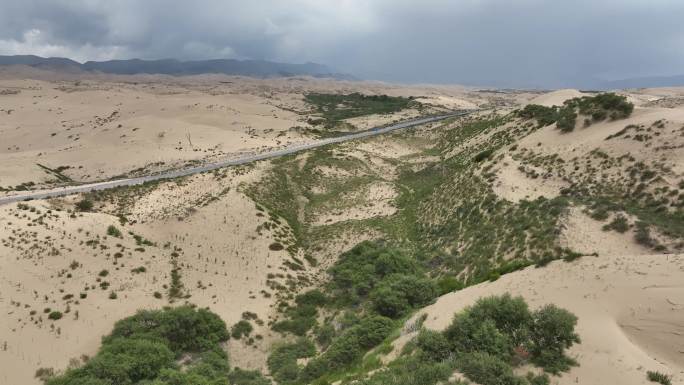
[528,89,585,107]
[399,254,684,385]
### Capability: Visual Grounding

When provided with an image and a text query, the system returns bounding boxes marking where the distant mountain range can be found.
[0,55,355,80]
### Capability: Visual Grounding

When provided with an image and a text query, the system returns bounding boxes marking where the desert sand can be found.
[1,69,684,385]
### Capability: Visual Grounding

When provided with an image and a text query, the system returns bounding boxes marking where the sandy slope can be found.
[528,89,585,107]
[0,164,298,384]
[398,254,684,385]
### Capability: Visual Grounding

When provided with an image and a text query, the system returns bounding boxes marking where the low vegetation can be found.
[360,295,578,385]
[519,92,634,132]
[43,306,270,385]
[304,92,421,129]
[647,370,672,385]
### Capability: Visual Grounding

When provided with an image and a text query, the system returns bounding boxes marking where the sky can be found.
[0,0,683,88]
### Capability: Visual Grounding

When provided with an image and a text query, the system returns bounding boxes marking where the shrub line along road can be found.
[0,110,475,206]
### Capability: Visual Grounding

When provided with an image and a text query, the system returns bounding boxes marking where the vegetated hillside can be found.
[242,92,683,385]
[249,92,682,285]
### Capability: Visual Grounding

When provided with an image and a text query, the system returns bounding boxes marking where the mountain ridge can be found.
[0,54,356,80]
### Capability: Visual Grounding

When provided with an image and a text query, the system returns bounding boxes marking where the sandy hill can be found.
[1,80,683,385]
[527,89,586,107]
[398,254,684,385]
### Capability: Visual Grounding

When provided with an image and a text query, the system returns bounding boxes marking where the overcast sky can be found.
[0,0,682,87]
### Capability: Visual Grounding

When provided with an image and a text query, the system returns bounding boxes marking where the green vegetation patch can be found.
[43,306,267,385]
[519,92,634,132]
[360,294,578,385]
[305,92,421,129]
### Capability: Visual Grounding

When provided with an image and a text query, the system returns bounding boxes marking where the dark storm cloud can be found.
[0,0,682,87]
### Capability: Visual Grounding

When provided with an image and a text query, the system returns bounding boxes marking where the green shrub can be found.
[48,311,63,320]
[267,339,315,384]
[46,307,231,385]
[635,221,656,247]
[647,370,672,385]
[445,294,532,355]
[474,149,494,162]
[228,367,272,385]
[527,372,550,385]
[556,107,577,132]
[436,276,464,295]
[329,241,420,302]
[528,304,580,373]
[602,214,629,233]
[314,324,335,349]
[457,352,525,385]
[520,93,633,133]
[103,306,229,354]
[415,329,451,362]
[519,104,558,127]
[75,199,94,212]
[370,274,437,318]
[356,355,454,385]
[272,317,316,337]
[295,289,327,307]
[231,320,253,339]
[430,295,579,384]
[299,315,394,382]
[271,290,326,336]
[84,338,174,383]
[106,225,122,238]
[354,315,395,349]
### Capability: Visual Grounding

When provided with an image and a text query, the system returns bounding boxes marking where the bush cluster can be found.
[45,306,240,385]
[298,315,394,383]
[359,295,578,385]
[106,225,122,238]
[519,93,634,133]
[75,199,94,212]
[329,241,436,318]
[272,289,328,336]
[231,320,254,339]
[267,338,316,384]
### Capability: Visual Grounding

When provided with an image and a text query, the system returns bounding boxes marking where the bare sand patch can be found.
[312,181,397,226]
[528,89,585,107]
[559,206,653,257]
[491,154,568,202]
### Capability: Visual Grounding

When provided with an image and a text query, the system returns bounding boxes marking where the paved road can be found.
[0,110,474,206]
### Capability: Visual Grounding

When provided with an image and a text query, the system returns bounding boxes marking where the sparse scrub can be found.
[106,225,122,238]
[602,214,629,233]
[519,93,633,133]
[647,370,672,385]
[75,199,94,212]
